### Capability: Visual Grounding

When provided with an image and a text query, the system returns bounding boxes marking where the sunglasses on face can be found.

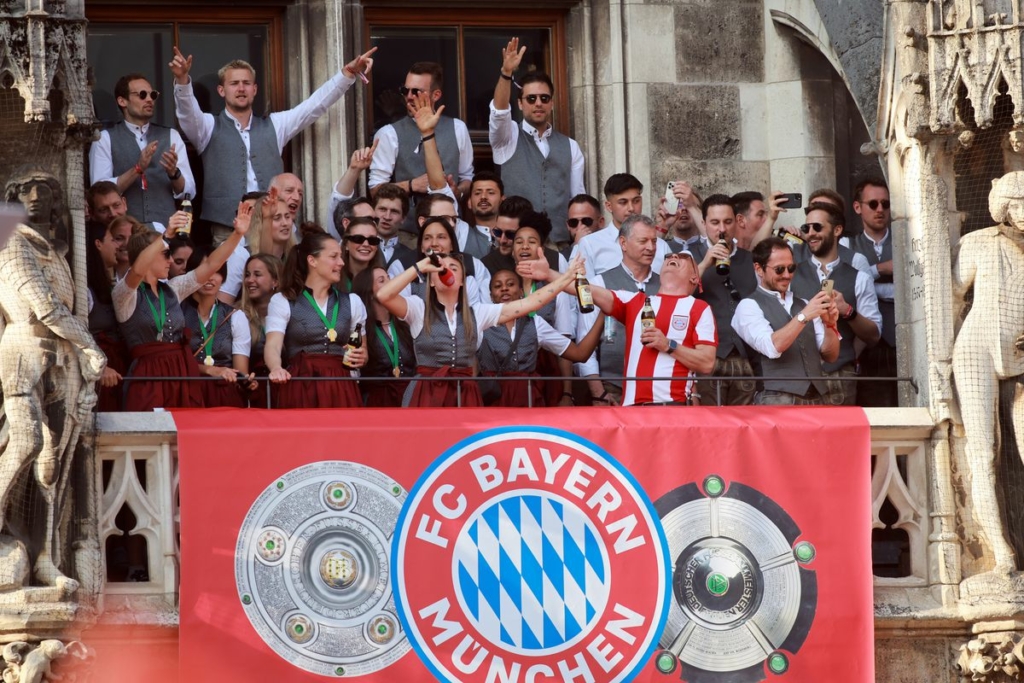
[491,228,517,240]
[768,264,798,275]
[132,90,159,101]
[399,86,428,97]
[799,222,826,234]
[863,199,891,211]
[345,234,382,246]
[522,94,552,105]
[567,217,595,228]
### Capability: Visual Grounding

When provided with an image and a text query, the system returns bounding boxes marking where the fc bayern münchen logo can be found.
[393,427,670,683]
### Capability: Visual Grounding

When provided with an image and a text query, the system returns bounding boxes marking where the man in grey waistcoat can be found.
[731,237,840,405]
[89,73,195,226]
[490,37,585,248]
[369,61,474,233]
[169,45,375,244]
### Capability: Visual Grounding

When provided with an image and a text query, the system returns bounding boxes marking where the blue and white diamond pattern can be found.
[454,493,609,652]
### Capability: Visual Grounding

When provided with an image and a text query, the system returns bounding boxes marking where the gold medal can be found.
[392,367,401,378]
[204,356,214,367]
[327,329,338,342]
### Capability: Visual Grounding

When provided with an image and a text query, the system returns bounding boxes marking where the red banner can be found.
[176,407,873,683]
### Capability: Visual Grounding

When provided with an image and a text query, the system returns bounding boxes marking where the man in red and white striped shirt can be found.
[518,250,717,405]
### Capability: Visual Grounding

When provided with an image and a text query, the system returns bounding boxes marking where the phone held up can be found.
[777,193,802,210]
[664,182,679,214]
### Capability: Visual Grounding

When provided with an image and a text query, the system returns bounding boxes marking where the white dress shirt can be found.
[368,117,475,189]
[89,121,197,200]
[731,286,826,359]
[861,229,895,301]
[807,255,882,337]
[487,101,585,197]
[173,72,355,192]
[570,225,670,278]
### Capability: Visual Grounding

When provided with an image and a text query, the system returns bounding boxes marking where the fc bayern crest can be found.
[394,427,670,683]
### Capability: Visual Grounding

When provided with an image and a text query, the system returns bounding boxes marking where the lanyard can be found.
[528,281,538,318]
[374,321,401,374]
[141,284,166,334]
[302,289,339,338]
[198,304,220,359]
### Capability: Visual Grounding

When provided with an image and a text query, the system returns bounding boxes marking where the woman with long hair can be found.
[238,253,282,408]
[376,247,585,407]
[342,216,384,291]
[181,247,252,408]
[246,191,295,260]
[86,217,134,410]
[352,267,415,406]
[167,236,194,278]
[113,201,252,411]
[264,225,368,408]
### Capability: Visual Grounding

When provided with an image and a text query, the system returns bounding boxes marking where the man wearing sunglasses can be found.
[90,73,195,226]
[564,194,605,261]
[732,237,840,405]
[851,177,897,406]
[790,203,881,405]
[489,37,585,247]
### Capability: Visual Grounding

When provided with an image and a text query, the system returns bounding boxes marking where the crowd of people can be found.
[82,39,898,410]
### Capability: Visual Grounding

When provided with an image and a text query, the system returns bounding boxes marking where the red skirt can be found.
[202,372,246,408]
[408,365,481,407]
[364,378,411,407]
[536,349,564,408]
[95,332,129,412]
[247,361,272,409]
[274,352,361,409]
[483,371,544,407]
[125,341,204,412]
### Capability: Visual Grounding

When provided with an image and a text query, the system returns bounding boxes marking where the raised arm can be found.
[334,141,379,197]
[558,311,606,362]
[169,46,215,152]
[751,191,786,248]
[497,258,584,325]
[376,257,430,320]
[493,37,525,113]
[194,201,252,282]
[412,92,448,191]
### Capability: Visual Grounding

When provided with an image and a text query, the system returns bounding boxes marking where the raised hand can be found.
[349,139,379,172]
[233,200,254,236]
[344,46,378,81]
[159,147,178,177]
[412,91,444,135]
[138,140,159,171]
[768,191,787,220]
[169,46,193,85]
[502,37,526,76]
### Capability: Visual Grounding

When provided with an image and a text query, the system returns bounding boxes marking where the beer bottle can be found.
[180,194,193,236]
[576,272,595,313]
[714,238,731,276]
[343,323,363,368]
[641,296,656,331]
[427,251,456,287]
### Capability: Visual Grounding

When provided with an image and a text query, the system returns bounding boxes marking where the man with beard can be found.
[789,202,880,405]
[483,195,534,274]
[732,237,840,405]
[563,194,605,261]
[490,37,585,246]
[467,172,504,238]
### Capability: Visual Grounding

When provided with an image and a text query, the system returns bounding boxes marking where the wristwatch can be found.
[667,339,679,353]
[796,313,807,324]
[169,167,182,181]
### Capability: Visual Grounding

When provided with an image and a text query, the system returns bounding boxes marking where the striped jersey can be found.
[608,291,717,405]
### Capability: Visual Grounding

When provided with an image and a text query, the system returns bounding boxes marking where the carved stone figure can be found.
[1004,130,1024,173]
[952,171,1024,577]
[2,171,68,252]
[0,189,105,595]
[0,640,86,683]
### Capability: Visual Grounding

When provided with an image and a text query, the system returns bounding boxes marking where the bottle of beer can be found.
[576,272,595,313]
[714,237,731,276]
[641,296,656,331]
[427,251,456,287]
[180,194,193,236]
[775,226,804,246]
[343,323,363,367]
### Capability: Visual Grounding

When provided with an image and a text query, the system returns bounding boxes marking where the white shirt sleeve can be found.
[222,243,250,299]
[453,118,475,184]
[851,251,872,276]
[554,291,575,336]
[168,270,201,302]
[348,294,367,333]
[230,309,251,356]
[170,129,197,200]
[368,124,400,189]
[172,78,216,153]
[471,257,491,305]
[387,259,407,280]
[399,294,426,337]
[265,293,291,334]
[472,302,504,341]
[112,278,137,322]
[88,130,115,186]
[731,298,781,359]
[268,72,355,149]
[535,316,571,356]
[87,287,95,315]
[568,138,586,197]
[487,100,519,165]
[854,270,882,337]
[557,252,569,273]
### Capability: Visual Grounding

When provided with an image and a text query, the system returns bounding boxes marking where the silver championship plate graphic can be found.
[653,476,816,682]
[235,461,410,676]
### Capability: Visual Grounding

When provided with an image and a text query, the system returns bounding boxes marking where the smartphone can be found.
[664,182,679,214]
[821,279,834,297]
[778,193,802,209]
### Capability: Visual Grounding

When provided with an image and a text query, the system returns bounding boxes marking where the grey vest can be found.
[108,123,177,224]
[793,241,860,270]
[393,116,460,233]
[479,318,538,374]
[749,288,827,396]
[598,266,660,388]
[283,289,353,360]
[851,232,895,346]
[120,282,186,347]
[499,127,573,244]
[461,225,491,260]
[200,110,282,226]
[791,260,858,372]
[414,301,477,368]
[183,300,235,367]
[88,291,119,339]
[366,320,416,378]
[695,246,757,359]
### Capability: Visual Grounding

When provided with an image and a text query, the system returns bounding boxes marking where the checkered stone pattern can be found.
[455,494,609,650]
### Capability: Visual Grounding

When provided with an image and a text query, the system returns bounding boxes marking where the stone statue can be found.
[1004,130,1024,173]
[0,179,105,595]
[1,640,87,683]
[952,171,1024,578]
[2,170,68,252]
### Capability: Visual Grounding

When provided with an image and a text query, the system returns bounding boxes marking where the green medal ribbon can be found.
[528,281,538,318]
[140,284,166,336]
[373,321,401,374]
[302,289,340,340]
[198,304,220,360]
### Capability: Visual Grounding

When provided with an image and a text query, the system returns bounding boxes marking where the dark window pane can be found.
[463,28,551,135]
[88,23,174,126]
[178,25,269,117]
[368,27,459,132]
